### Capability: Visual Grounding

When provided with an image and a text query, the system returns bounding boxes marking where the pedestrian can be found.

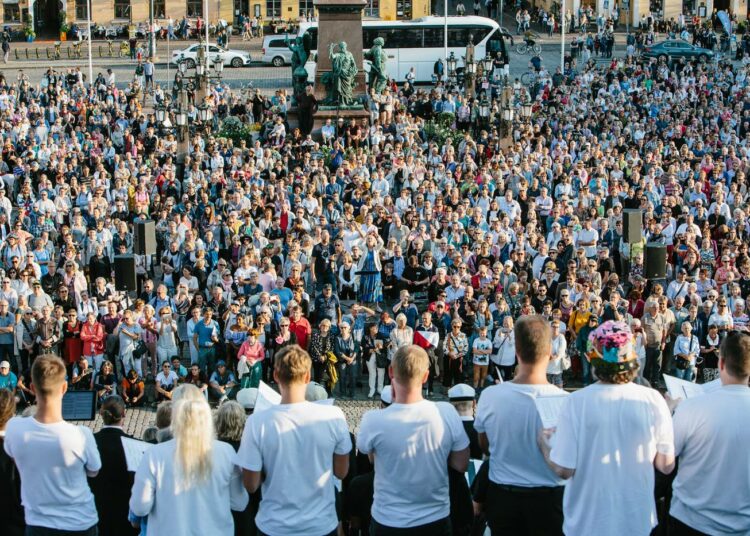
[4,355,102,535]
[130,384,249,534]
[236,344,351,536]
[2,40,9,64]
[475,316,567,534]
[539,321,675,535]
[358,344,469,535]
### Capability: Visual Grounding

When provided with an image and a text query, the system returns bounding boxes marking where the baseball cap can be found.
[0,360,9,369]
[448,383,476,401]
[236,388,258,411]
[380,385,393,406]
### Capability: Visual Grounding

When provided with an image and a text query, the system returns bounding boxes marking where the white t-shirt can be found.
[357,400,469,528]
[4,416,101,530]
[236,401,352,536]
[155,370,179,388]
[671,385,750,535]
[130,439,248,536]
[550,382,674,536]
[475,382,567,487]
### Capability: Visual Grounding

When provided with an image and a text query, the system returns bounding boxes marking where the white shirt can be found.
[671,385,750,535]
[550,382,674,536]
[547,333,567,374]
[236,401,351,536]
[130,439,247,536]
[357,400,469,528]
[475,383,567,487]
[4,416,102,530]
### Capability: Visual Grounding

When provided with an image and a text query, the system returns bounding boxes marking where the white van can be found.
[261,35,294,67]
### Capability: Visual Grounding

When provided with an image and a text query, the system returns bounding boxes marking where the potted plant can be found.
[59,13,69,41]
[24,25,35,43]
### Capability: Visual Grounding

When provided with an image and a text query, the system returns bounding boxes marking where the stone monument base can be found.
[312,107,370,140]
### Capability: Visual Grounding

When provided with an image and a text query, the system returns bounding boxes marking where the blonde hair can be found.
[172,386,215,487]
[275,344,312,385]
[391,345,429,384]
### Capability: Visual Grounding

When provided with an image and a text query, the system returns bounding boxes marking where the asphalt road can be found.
[3,40,619,93]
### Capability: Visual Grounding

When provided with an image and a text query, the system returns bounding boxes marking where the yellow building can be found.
[0,0,431,37]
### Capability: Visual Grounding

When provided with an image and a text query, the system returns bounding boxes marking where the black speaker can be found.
[623,209,643,244]
[114,255,138,291]
[134,220,157,256]
[644,243,667,279]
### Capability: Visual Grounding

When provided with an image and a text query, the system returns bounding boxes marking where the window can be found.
[2,4,20,23]
[447,26,490,47]
[299,0,314,17]
[423,27,444,48]
[364,0,379,17]
[154,0,166,18]
[75,0,88,20]
[266,0,280,18]
[186,0,203,17]
[114,0,130,19]
[366,27,421,49]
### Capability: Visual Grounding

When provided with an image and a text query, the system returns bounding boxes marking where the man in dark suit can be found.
[88,396,139,536]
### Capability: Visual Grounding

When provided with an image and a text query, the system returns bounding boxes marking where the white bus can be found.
[299,16,508,83]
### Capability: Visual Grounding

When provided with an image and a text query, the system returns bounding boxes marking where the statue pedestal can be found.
[313,0,367,103]
[312,107,370,139]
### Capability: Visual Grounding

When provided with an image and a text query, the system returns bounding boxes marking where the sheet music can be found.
[464,459,483,487]
[121,437,153,472]
[254,381,282,413]
[663,374,705,400]
[534,394,569,429]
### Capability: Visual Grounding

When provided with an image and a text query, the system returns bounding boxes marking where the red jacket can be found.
[80,321,105,357]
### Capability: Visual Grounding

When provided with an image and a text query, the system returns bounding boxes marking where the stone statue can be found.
[323,41,358,106]
[286,34,311,105]
[364,37,387,94]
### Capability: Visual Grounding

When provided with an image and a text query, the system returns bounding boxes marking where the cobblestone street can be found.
[71,397,382,438]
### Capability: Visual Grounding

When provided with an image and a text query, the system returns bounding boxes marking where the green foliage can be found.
[217,116,255,145]
[423,112,465,147]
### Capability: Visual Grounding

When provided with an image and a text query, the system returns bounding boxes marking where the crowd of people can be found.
[0,9,746,534]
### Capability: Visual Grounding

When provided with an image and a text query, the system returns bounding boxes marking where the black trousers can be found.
[485,482,564,536]
[669,516,710,536]
[371,516,451,536]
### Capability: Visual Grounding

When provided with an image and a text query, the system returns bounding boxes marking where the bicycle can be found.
[520,70,539,86]
[516,39,542,55]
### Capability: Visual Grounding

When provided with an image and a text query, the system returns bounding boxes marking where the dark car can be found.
[641,39,715,62]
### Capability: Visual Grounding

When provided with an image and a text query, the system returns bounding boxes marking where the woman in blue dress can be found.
[357,233,383,310]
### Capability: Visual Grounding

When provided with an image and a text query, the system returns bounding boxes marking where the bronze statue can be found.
[323,41,358,106]
[285,33,312,104]
[364,37,387,94]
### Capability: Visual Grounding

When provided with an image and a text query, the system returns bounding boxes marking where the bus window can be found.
[422,27,444,48]
[486,28,507,62]
[447,26,490,47]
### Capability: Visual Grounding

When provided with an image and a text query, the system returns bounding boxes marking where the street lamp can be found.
[213,56,224,75]
[502,105,514,123]
[154,103,167,124]
[447,52,457,79]
[465,57,477,76]
[197,102,213,123]
[482,53,493,79]
[521,100,533,120]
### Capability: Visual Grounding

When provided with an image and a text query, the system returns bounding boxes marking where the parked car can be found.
[641,39,715,62]
[170,43,252,68]
[261,35,294,67]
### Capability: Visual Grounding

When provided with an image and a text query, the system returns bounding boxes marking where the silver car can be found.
[261,35,294,67]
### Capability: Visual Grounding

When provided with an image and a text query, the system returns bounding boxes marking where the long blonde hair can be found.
[171,385,214,487]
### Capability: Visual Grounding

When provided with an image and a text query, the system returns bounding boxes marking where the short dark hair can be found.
[514,316,552,365]
[720,331,750,379]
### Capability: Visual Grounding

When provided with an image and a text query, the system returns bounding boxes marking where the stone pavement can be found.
[71,397,382,438]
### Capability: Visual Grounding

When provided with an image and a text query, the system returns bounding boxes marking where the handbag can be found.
[674,336,696,370]
[133,339,149,360]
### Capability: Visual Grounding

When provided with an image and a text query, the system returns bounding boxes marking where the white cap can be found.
[236,388,258,410]
[380,385,393,405]
[305,382,328,402]
[447,383,476,401]
[0,360,9,369]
